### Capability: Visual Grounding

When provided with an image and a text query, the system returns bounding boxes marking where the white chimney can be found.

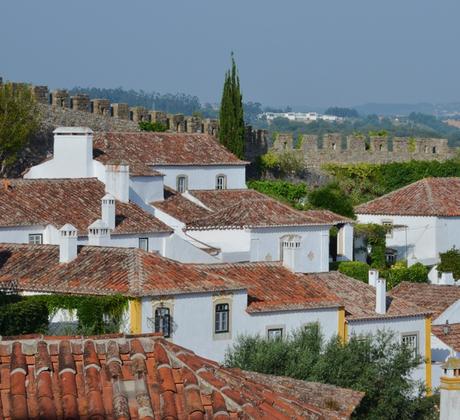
[282,235,305,273]
[375,278,387,315]
[440,272,455,286]
[52,127,94,178]
[368,269,379,287]
[105,163,129,203]
[440,357,460,420]
[88,219,111,246]
[59,224,78,263]
[101,193,116,230]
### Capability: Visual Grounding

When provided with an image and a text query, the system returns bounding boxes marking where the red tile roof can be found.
[355,177,460,216]
[0,334,363,419]
[184,189,353,230]
[432,322,460,352]
[0,244,244,297]
[93,132,247,176]
[390,282,460,320]
[200,262,342,313]
[314,272,430,321]
[0,178,171,235]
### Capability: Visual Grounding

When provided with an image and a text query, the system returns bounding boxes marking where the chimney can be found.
[282,235,304,273]
[105,163,130,203]
[52,127,94,177]
[440,357,460,420]
[101,193,116,230]
[375,278,387,315]
[88,219,111,246]
[440,272,455,286]
[368,269,379,287]
[59,224,78,263]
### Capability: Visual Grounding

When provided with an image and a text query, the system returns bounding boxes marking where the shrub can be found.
[338,261,370,282]
[138,121,167,132]
[307,182,355,218]
[384,262,428,289]
[438,247,460,279]
[0,298,49,336]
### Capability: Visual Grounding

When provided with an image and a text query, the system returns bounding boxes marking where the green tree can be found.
[219,53,245,158]
[138,121,167,132]
[225,324,438,419]
[0,83,40,175]
[438,247,460,280]
[307,182,355,218]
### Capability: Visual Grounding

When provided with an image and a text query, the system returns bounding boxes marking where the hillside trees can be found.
[219,53,245,159]
[0,83,40,175]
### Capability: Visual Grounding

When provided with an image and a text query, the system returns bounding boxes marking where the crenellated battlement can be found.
[271,133,455,166]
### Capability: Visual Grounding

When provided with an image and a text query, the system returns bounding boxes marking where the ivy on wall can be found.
[355,223,387,269]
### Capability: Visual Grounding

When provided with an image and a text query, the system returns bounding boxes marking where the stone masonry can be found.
[271,133,455,167]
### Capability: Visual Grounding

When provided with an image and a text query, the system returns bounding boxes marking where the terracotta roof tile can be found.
[0,334,363,419]
[0,178,171,235]
[432,322,460,352]
[390,282,460,320]
[200,262,342,313]
[184,189,352,230]
[93,132,247,175]
[356,177,460,216]
[0,243,245,297]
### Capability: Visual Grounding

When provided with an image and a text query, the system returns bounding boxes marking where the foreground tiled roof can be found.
[93,132,247,176]
[355,177,460,216]
[0,333,363,419]
[0,244,244,297]
[0,178,171,235]
[200,262,342,313]
[185,189,352,230]
[315,272,430,321]
[390,282,460,320]
[432,322,460,352]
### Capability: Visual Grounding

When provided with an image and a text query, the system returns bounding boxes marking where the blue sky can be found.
[1,0,459,107]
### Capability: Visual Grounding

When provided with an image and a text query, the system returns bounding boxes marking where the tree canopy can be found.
[219,53,245,159]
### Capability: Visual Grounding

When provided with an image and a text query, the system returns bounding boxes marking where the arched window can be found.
[154,306,171,338]
[216,174,227,190]
[176,175,188,193]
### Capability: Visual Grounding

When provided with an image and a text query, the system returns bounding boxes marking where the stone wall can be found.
[271,133,455,167]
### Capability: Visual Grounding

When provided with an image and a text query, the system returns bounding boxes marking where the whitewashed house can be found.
[391,280,460,389]
[355,177,460,266]
[0,237,431,388]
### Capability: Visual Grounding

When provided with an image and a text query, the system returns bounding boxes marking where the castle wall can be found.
[271,133,455,167]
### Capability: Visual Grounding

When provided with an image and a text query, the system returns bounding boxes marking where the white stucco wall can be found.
[163,233,220,263]
[130,176,164,205]
[141,291,339,362]
[357,214,438,264]
[0,226,47,244]
[435,217,460,259]
[348,316,428,385]
[434,299,460,325]
[152,165,247,191]
[187,229,251,254]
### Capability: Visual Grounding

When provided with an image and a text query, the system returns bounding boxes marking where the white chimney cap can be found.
[102,193,116,201]
[59,223,77,232]
[53,127,93,135]
[88,219,109,230]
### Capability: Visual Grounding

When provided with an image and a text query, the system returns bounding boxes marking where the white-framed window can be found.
[176,175,188,193]
[215,303,229,334]
[401,333,419,357]
[139,237,149,252]
[267,328,283,340]
[216,174,227,190]
[382,220,393,239]
[28,234,43,245]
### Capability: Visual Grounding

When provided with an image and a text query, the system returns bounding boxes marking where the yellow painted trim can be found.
[338,308,347,343]
[440,377,460,390]
[425,316,432,394]
[129,299,142,334]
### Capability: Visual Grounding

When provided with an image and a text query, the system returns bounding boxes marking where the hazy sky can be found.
[2,0,459,107]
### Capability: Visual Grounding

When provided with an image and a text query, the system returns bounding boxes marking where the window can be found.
[267,328,283,340]
[382,220,393,239]
[432,146,437,154]
[176,175,188,193]
[139,238,148,252]
[28,234,43,245]
[216,175,227,190]
[215,303,229,333]
[154,307,171,338]
[402,333,419,357]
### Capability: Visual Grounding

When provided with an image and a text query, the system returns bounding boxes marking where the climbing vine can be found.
[355,224,387,269]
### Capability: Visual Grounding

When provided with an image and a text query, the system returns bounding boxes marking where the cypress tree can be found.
[219,53,245,159]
